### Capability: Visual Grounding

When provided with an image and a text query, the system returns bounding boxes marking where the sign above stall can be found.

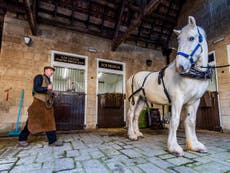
[54,53,85,65]
[99,61,123,71]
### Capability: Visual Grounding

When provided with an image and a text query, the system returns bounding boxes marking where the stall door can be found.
[197,91,221,131]
[97,72,125,128]
[53,66,85,130]
[196,52,222,131]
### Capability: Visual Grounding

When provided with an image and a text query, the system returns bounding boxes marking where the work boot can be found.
[49,140,63,147]
[18,141,29,147]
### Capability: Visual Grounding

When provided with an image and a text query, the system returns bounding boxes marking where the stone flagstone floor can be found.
[0,129,230,173]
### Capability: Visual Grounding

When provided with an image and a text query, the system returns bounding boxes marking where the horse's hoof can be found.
[197,149,208,153]
[186,142,207,154]
[128,135,138,141]
[167,145,184,157]
[138,135,144,139]
[171,151,184,157]
[130,138,138,141]
[136,132,144,138]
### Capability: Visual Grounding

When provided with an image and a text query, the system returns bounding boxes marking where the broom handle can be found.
[15,89,24,131]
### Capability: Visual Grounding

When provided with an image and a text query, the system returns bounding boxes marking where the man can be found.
[18,66,63,147]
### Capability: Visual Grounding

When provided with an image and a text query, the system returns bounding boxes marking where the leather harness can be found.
[127,65,212,108]
[128,67,171,109]
[180,66,212,80]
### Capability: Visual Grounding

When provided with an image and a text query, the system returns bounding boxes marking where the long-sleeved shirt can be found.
[33,74,51,94]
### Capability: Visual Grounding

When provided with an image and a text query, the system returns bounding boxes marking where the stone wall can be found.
[0,13,166,132]
[175,0,230,130]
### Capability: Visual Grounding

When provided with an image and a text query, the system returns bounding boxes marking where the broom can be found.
[8,89,24,136]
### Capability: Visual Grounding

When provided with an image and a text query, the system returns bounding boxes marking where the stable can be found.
[0,0,230,133]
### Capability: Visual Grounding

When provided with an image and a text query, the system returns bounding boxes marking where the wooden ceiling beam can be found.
[24,0,37,35]
[0,0,26,14]
[111,0,161,51]
[71,0,75,25]
[113,0,127,41]
[165,0,185,47]
[128,35,165,47]
[38,17,114,39]
[89,0,117,9]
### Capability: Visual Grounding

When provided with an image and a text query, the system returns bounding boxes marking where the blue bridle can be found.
[176,28,203,67]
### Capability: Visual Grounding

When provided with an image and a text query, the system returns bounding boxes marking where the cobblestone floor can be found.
[0,128,230,173]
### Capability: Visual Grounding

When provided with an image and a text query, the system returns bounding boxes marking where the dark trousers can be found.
[19,121,57,144]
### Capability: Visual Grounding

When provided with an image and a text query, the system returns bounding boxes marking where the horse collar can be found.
[180,66,212,80]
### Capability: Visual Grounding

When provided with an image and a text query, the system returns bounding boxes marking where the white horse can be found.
[127,16,212,156]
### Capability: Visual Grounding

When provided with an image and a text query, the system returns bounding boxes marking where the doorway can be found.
[51,51,87,130]
[97,59,126,128]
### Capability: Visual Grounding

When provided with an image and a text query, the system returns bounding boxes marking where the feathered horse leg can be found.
[133,98,145,138]
[167,99,184,156]
[184,99,207,153]
[127,96,139,140]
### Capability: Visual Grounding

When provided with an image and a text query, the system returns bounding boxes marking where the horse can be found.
[126,16,212,156]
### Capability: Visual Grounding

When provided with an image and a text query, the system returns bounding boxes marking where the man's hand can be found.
[47,84,53,90]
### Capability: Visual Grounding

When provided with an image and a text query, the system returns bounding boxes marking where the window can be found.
[51,51,88,93]
[53,66,85,92]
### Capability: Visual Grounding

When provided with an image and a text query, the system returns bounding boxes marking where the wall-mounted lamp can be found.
[146,59,152,67]
[24,36,32,46]
[212,36,225,44]
[88,47,97,53]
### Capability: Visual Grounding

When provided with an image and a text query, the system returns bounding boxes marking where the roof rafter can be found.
[24,0,37,35]
[0,0,185,51]
[111,0,161,51]
[113,0,127,42]
[0,0,26,14]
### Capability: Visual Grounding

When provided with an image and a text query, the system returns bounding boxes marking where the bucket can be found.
[138,109,148,128]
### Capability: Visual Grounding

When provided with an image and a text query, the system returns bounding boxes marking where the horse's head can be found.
[174,16,207,73]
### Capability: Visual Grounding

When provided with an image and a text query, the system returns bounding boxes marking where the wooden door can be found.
[196,91,222,131]
[97,93,125,128]
[54,91,85,130]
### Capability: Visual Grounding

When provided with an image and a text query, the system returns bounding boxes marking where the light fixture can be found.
[24,36,32,46]
[212,36,225,44]
[88,47,97,53]
[146,59,152,67]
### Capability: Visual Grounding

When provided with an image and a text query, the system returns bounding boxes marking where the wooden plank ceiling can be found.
[0,0,185,51]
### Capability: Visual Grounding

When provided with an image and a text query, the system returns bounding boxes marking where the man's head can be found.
[44,66,55,77]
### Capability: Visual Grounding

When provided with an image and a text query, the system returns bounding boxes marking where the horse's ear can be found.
[188,16,196,28]
[173,29,181,36]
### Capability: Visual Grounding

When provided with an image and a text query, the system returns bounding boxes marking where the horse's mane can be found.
[197,26,206,39]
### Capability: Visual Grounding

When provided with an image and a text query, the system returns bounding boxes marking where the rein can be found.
[200,64,230,69]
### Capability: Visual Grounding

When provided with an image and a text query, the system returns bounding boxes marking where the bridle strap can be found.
[176,28,203,67]
[177,43,202,66]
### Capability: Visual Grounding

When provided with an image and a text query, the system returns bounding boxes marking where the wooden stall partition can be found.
[53,91,85,131]
[196,91,222,131]
[97,93,125,128]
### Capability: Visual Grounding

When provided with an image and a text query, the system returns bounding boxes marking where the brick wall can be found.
[0,12,166,132]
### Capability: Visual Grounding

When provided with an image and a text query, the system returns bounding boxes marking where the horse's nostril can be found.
[179,65,184,73]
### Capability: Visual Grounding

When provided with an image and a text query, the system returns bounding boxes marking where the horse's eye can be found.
[188,36,195,41]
